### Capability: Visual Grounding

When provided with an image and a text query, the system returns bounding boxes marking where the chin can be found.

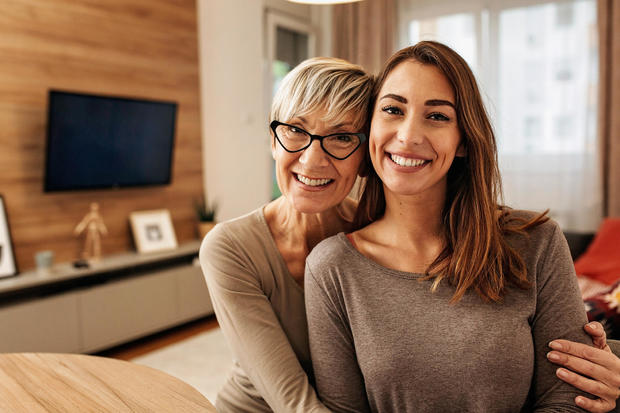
[288,195,336,215]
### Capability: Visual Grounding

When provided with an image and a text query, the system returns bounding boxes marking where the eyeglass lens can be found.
[275,124,361,159]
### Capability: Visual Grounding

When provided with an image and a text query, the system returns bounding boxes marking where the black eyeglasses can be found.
[270,121,366,160]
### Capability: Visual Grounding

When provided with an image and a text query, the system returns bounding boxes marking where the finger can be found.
[555,368,619,407]
[549,340,620,373]
[575,395,615,413]
[548,350,620,389]
[585,323,609,350]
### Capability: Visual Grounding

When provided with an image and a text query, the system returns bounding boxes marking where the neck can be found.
[378,182,447,250]
[265,196,353,251]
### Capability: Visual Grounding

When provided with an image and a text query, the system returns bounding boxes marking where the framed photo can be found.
[129,209,178,254]
[0,195,18,278]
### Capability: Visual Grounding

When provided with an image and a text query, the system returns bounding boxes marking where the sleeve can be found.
[530,223,594,411]
[199,224,330,413]
[305,261,371,413]
[608,340,620,357]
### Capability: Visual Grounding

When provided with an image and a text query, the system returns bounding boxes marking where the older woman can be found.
[199,57,373,413]
[305,42,620,413]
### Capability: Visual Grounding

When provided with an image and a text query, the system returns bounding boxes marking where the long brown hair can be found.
[354,41,547,303]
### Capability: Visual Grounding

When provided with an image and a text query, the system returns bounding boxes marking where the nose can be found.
[397,115,424,146]
[299,139,330,167]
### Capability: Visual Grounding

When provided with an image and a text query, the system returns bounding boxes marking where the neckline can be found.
[337,232,427,280]
[257,206,305,294]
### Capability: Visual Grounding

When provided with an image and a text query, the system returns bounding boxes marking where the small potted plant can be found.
[194,197,218,239]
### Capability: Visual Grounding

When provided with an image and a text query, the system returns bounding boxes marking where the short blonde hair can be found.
[269,57,373,131]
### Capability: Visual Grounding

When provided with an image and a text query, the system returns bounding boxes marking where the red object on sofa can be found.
[574,218,620,285]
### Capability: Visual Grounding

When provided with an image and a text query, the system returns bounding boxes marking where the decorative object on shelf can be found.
[194,197,218,239]
[74,202,108,263]
[34,250,54,275]
[0,195,18,279]
[130,209,178,254]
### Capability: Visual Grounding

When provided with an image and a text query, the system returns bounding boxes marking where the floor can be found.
[97,315,220,360]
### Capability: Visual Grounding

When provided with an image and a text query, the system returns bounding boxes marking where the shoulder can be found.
[200,208,265,253]
[504,209,574,283]
[307,233,352,271]
[503,209,563,250]
[199,207,276,276]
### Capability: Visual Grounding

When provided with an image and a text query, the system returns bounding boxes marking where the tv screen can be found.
[44,90,177,192]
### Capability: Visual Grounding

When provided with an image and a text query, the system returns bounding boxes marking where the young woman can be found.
[305,41,620,412]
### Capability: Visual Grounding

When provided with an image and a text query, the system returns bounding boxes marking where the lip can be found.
[387,151,431,161]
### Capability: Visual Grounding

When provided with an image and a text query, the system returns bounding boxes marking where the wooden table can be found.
[0,353,216,412]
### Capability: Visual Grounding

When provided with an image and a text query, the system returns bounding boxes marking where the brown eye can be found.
[382,106,403,115]
[428,113,450,121]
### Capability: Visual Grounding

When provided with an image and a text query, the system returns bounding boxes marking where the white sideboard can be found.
[0,241,213,353]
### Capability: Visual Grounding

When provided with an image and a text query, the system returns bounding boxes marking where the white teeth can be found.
[296,174,333,187]
[390,154,427,167]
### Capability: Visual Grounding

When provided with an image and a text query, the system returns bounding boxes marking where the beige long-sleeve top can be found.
[199,207,329,413]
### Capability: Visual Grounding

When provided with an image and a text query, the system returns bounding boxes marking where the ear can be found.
[456,141,467,157]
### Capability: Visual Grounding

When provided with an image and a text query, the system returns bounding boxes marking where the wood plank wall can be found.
[0,0,203,270]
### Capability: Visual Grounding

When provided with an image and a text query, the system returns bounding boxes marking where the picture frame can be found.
[0,195,18,278]
[129,209,178,254]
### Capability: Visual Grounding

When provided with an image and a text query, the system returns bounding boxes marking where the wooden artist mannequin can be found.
[74,202,108,262]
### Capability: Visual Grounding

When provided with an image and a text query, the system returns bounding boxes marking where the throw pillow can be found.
[574,218,620,285]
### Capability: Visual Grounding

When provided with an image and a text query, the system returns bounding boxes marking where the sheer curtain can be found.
[400,0,602,231]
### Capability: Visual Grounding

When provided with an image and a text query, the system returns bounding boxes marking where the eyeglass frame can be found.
[270,120,367,161]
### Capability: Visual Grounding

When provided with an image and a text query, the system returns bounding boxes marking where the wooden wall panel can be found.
[0,0,203,270]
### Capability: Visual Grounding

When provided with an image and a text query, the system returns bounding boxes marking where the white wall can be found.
[197,0,332,221]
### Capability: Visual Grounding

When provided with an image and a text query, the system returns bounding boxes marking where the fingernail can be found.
[587,322,597,330]
[549,341,562,350]
[557,368,569,379]
[547,351,560,361]
[575,396,586,405]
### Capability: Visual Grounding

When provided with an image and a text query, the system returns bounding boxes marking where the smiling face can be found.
[271,109,365,214]
[369,60,465,202]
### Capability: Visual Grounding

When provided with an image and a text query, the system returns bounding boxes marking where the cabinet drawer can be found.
[0,293,81,353]
[79,269,178,352]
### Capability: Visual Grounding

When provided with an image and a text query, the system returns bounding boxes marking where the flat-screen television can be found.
[44,90,177,192]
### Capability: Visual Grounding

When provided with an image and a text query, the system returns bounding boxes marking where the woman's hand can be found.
[547,322,620,412]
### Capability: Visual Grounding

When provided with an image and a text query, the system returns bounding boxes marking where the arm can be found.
[547,322,620,412]
[530,223,595,411]
[200,225,329,413]
[304,264,371,413]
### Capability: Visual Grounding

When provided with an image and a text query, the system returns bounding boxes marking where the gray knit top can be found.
[305,212,592,412]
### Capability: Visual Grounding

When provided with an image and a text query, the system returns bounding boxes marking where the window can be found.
[399,0,600,231]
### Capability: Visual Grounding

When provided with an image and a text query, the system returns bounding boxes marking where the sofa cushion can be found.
[574,218,620,285]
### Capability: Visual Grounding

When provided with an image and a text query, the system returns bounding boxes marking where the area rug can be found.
[131,328,232,404]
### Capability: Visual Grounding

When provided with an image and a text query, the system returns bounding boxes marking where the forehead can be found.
[380,60,454,103]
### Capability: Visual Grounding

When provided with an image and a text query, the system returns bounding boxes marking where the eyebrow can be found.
[425,99,455,109]
[379,94,407,103]
[295,117,354,130]
[379,94,455,109]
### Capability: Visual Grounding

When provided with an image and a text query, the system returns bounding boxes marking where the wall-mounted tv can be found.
[44,90,177,192]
